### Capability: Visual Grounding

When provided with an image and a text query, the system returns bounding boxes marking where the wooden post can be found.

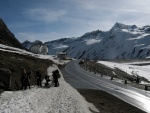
[124,80,127,84]
[145,85,148,91]
[111,76,113,80]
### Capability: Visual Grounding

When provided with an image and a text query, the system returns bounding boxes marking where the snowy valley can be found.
[1,19,150,113]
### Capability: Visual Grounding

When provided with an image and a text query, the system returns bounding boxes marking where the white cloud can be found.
[16,32,69,43]
[73,0,150,12]
[59,0,150,32]
[24,8,66,24]
[9,22,40,29]
[13,0,150,42]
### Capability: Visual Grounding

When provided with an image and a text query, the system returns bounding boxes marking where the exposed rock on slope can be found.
[22,40,43,49]
[0,18,24,49]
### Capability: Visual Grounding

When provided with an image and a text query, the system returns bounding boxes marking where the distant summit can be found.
[23,22,150,60]
[110,22,137,32]
[32,40,43,45]
[0,18,8,30]
[22,40,32,49]
[0,18,24,49]
[22,40,43,50]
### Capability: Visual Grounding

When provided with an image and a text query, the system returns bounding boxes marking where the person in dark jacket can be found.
[21,68,28,90]
[52,70,60,87]
[36,70,42,87]
[26,71,31,89]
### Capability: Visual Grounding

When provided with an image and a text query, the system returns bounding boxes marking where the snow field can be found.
[98,61,150,84]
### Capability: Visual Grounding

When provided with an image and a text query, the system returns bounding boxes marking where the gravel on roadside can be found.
[77,89,146,113]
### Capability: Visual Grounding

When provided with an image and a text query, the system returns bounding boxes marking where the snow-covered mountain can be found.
[22,22,150,60]
[22,40,43,49]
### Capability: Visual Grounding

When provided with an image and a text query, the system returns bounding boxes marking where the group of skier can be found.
[21,68,60,90]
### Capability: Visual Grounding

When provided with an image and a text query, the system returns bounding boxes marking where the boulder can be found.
[0,68,12,89]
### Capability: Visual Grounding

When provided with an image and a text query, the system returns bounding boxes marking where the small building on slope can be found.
[57,52,67,60]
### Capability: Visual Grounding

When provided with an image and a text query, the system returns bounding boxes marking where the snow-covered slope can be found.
[22,23,150,60]
[44,38,73,55]
[0,44,56,62]
[0,44,99,113]
[0,65,98,113]
[98,60,150,83]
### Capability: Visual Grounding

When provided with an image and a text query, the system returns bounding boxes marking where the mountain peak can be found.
[0,18,25,49]
[110,22,137,31]
[81,30,102,38]
[0,18,8,29]
[33,40,43,45]
[0,18,4,25]
[22,40,31,45]
[24,40,30,43]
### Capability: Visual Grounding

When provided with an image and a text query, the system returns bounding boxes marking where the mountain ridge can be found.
[22,22,150,60]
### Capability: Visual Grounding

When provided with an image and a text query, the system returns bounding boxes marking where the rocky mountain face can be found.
[22,40,43,49]
[0,18,24,49]
[23,22,150,60]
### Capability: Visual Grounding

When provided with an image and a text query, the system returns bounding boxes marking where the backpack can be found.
[58,73,61,78]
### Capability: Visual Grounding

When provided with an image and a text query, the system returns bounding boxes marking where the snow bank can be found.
[0,65,98,113]
[0,44,62,64]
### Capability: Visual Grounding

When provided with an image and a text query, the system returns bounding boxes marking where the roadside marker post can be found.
[145,85,148,91]
[111,76,113,80]
[124,80,127,84]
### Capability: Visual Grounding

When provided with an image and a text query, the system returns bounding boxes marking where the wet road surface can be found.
[61,60,150,113]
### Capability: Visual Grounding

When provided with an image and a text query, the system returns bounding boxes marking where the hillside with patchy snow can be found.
[23,22,150,60]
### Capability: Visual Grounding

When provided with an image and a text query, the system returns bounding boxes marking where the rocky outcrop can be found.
[0,68,12,90]
[0,18,25,49]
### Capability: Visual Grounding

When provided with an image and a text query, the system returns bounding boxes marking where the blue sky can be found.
[1,0,150,43]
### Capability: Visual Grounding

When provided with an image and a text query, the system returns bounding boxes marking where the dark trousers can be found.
[27,79,30,89]
[37,78,42,87]
[54,79,59,87]
[21,77,28,90]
